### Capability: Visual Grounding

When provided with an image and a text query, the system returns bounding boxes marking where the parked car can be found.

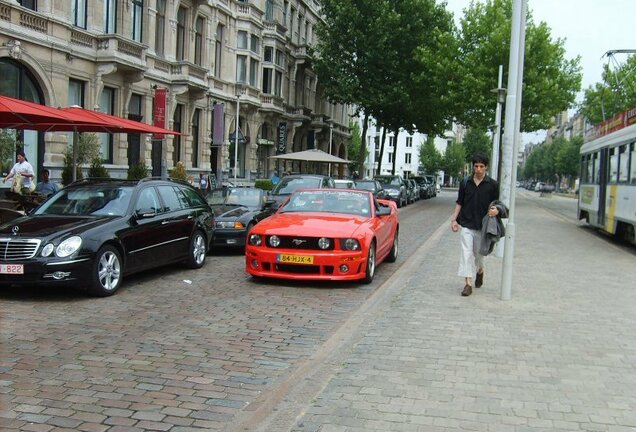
[268,174,335,209]
[353,179,388,200]
[424,175,438,198]
[411,176,430,199]
[206,187,275,248]
[374,175,407,208]
[246,189,399,284]
[405,179,419,203]
[0,178,215,296]
[333,179,355,189]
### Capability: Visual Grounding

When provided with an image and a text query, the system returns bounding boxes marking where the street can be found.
[1,190,634,432]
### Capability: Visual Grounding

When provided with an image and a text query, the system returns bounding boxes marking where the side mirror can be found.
[263,199,276,208]
[376,205,391,216]
[135,209,157,219]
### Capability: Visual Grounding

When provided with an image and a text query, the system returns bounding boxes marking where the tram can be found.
[578,120,636,244]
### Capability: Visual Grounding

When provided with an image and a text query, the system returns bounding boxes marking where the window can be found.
[98,87,115,163]
[405,153,411,164]
[194,17,204,66]
[609,147,618,183]
[18,0,36,11]
[68,79,85,107]
[215,25,224,78]
[236,55,247,83]
[249,58,258,86]
[374,136,380,150]
[283,1,288,27]
[136,188,161,214]
[250,34,259,53]
[173,105,182,165]
[406,137,413,147]
[157,186,185,212]
[192,109,200,167]
[275,49,284,67]
[389,137,394,147]
[262,68,273,94]
[265,0,274,20]
[73,0,87,29]
[131,0,143,42]
[155,0,165,56]
[388,152,393,163]
[237,31,248,49]
[274,71,282,96]
[582,155,591,183]
[631,143,636,184]
[264,46,273,62]
[176,7,186,61]
[593,152,600,184]
[618,144,629,183]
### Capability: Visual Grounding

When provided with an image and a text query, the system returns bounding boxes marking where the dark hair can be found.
[41,169,50,175]
[16,149,27,161]
[471,153,489,166]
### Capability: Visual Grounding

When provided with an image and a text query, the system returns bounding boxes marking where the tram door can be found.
[597,149,608,227]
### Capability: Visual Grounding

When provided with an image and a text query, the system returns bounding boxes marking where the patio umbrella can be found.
[60,107,184,135]
[0,95,111,129]
[270,148,350,164]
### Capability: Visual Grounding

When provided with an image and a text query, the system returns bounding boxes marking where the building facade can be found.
[0,0,351,185]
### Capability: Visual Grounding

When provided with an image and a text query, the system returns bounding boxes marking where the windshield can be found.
[271,177,322,195]
[354,181,374,191]
[281,190,370,216]
[376,176,401,186]
[35,186,134,216]
[225,188,262,207]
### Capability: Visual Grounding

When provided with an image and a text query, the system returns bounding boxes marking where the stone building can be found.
[0,0,351,185]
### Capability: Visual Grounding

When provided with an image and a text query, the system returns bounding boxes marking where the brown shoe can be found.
[475,271,484,288]
[461,284,472,296]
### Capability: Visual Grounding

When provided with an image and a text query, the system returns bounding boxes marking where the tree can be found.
[61,133,101,185]
[442,140,466,182]
[580,55,636,125]
[418,137,443,174]
[454,0,582,132]
[347,120,364,176]
[461,128,492,163]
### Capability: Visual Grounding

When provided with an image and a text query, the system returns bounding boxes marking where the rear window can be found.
[272,177,322,195]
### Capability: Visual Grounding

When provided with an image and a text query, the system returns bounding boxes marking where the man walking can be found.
[450,153,500,296]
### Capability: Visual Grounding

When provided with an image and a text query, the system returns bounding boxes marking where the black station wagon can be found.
[0,178,215,296]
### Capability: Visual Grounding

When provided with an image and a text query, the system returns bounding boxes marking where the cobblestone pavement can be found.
[269,192,636,432]
[0,192,450,431]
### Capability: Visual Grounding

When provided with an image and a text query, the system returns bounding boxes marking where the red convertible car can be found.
[245,189,399,283]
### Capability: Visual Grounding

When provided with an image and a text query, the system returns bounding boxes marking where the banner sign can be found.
[277,122,287,154]
[212,103,224,146]
[593,105,636,138]
[153,88,167,139]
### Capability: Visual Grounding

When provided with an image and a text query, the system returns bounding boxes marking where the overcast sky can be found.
[442,0,636,143]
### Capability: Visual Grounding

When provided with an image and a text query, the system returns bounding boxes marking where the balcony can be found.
[259,94,285,114]
[94,34,147,73]
[170,61,209,96]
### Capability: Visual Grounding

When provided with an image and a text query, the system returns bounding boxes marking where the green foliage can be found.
[522,135,582,184]
[454,0,582,132]
[443,140,466,179]
[580,55,636,125]
[254,179,273,191]
[462,128,492,163]
[0,130,20,176]
[169,161,188,181]
[346,120,364,174]
[418,137,443,174]
[88,157,110,179]
[127,161,150,180]
[61,153,83,186]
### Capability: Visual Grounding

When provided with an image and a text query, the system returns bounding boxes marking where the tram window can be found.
[618,145,629,183]
[631,143,636,184]
[609,148,618,183]
[593,152,600,184]
[582,155,591,183]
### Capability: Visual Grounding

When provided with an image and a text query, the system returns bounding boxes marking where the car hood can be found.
[253,212,368,237]
[211,205,253,219]
[0,215,116,238]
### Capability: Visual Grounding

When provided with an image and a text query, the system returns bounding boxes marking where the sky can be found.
[442,0,636,144]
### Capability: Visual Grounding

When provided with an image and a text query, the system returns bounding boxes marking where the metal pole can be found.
[234,94,240,184]
[491,65,504,182]
[500,0,527,301]
[328,122,333,176]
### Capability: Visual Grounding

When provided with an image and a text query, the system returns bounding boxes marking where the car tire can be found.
[386,230,399,263]
[88,245,122,297]
[362,241,376,284]
[186,230,207,269]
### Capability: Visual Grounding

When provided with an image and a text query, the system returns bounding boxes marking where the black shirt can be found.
[456,175,499,230]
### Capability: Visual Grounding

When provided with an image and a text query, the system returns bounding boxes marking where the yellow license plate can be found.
[277,254,314,264]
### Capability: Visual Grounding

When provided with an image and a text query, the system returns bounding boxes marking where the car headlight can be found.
[268,235,280,247]
[41,243,54,257]
[387,189,398,196]
[341,238,360,251]
[248,233,261,246]
[216,221,245,229]
[55,236,82,258]
[318,237,331,250]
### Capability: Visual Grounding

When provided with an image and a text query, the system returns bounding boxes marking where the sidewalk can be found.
[269,193,636,431]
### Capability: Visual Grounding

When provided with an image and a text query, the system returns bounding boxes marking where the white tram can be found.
[578,123,636,244]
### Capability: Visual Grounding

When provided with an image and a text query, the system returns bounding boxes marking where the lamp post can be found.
[491,65,506,182]
[328,121,333,176]
[234,92,240,184]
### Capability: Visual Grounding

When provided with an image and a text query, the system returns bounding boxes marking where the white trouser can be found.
[457,226,484,278]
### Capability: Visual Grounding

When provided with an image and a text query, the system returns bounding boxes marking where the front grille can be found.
[275,264,320,274]
[0,238,41,260]
[266,236,335,250]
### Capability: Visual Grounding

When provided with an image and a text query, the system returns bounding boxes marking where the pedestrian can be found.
[34,169,59,197]
[449,153,500,297]
[199,173,208,195]
[270,170,280,185]
[3,150,34,194]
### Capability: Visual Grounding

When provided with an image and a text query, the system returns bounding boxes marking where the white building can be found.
[359,116,464,184]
